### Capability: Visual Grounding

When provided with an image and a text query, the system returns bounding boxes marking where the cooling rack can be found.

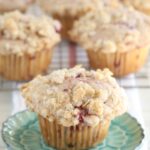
[0,41,150,91]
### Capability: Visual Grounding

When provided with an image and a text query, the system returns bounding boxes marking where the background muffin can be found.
[0,11,60,81]
[120,0,150,16]
[101,0,122,8]
[0,0,34,13]
[70,7,150,77]
[21,66,127,150]
[36,0,102,40]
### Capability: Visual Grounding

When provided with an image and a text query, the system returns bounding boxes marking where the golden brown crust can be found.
[37,0,101,16]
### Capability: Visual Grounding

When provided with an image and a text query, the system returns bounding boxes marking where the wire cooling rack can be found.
[0,41,150,91]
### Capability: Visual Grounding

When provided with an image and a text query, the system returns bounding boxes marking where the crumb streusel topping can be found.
[0,11,60,55]
[37,0,102,16]
[121,0,150,15]
[21,66,127,127]
[101,0,122,8]
[70,7,150,53]
[0,0,34,12]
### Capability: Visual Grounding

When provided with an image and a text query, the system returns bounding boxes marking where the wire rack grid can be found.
[0,41,150,91]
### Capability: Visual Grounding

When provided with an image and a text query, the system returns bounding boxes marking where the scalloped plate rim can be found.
[1,110,145,150]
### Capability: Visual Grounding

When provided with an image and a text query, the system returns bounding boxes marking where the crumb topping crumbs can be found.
[37,0,103,16]
[70,6,150,53]
[121,0,150,15]
[0,11,60,55]
[0,0,34,12]
[21,66,127,127]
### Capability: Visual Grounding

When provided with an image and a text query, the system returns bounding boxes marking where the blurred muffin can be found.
[21,66,127,150]
[36,0,103,39]
[102,0,122,8]
[70,7,150,77]
[121,0,150,16]
[0,0,34,13]
[0,11,60,81]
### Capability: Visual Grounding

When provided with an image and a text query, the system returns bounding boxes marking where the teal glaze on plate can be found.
[2,111,144,150]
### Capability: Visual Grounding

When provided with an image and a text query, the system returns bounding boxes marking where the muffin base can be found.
[87,47,149,77]
[38,116,110,150]
[0,49,53,81]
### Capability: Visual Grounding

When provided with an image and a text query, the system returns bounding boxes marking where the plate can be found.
[2,110,144,150]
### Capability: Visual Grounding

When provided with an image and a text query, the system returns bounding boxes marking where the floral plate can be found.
[2,110,144,150]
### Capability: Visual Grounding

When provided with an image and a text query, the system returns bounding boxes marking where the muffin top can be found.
[0,0,34,12]
[70,6,150,53]
[0,11,60,56]
[101,0,122,8]
[21,66,127,127]
[121,0,150,15]
[37,0,102,16]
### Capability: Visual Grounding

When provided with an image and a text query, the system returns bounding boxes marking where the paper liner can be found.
[38,115,110,150]
[0,49,53,81]
[87,47,149,77]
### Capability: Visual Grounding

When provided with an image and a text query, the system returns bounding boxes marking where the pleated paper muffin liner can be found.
[38,115,110,150]
[0,49,53,81]
[87,46,149,77]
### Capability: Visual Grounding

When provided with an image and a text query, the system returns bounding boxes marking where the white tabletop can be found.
[0,42,150,150]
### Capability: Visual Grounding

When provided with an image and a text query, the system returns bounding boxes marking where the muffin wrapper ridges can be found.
[39,115,110,150]
[87,47,149,77]
[0,49,53,81]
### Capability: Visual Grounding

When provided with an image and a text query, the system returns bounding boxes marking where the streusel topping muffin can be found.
[70,7,150,53]
[0,11,60,80]
[21,66,127,127]
[70,7,150,77]
[37,0,101,16]
[121,0,150,15]
[37,0,103,39]
[0,11,60,56]
[0,0,34,12]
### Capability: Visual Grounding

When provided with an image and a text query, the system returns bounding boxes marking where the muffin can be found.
[36,0,103,39]
[21,66,127,150]
[70,7,150,77]
[0,0,34,13]
[120,0,150,16]
[0,11,60,81]
[101,0,122,8]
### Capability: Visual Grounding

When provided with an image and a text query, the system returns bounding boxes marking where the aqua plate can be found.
[2,110,144,150]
